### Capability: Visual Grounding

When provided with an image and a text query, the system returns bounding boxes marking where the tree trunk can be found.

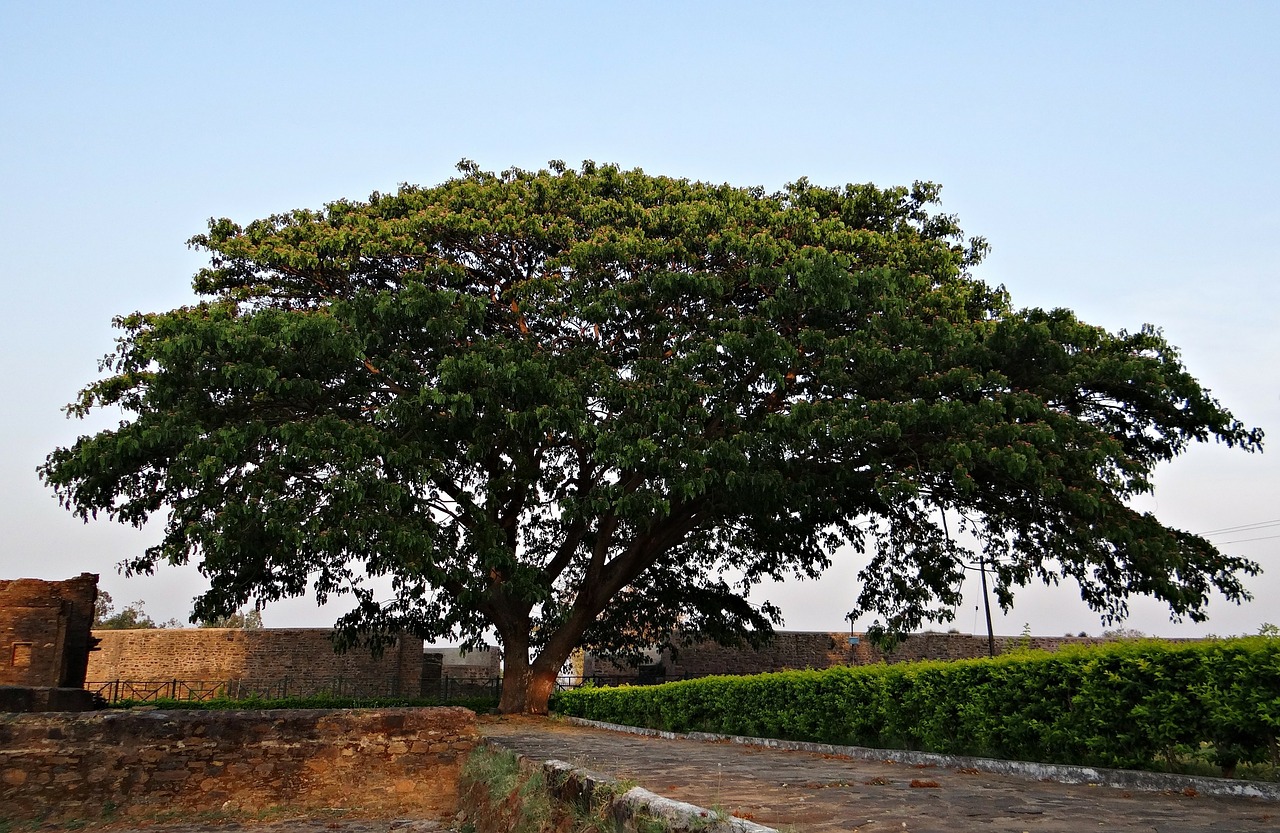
[489,565,622,714]
[497,655,559,714]
[495,620,582,714]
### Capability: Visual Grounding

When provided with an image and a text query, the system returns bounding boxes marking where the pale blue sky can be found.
[2,2,1276,637]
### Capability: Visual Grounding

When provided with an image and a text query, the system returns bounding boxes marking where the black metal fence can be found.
[555,673,686,690]
[424,676,502,702]
[85,672,671,705]
[87,679,229,704]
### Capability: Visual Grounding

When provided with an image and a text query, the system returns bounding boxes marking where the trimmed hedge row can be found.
[551,638,1280,773]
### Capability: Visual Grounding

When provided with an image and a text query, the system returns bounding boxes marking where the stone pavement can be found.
[481,716,1279,832]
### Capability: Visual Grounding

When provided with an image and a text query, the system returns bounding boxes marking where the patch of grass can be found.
[460,746,554,833]
[461,745,525,805]
[633,817,669,833]
[460,746,680,833]
[1150,750,1280,783]
[142,807,253,826]
[513,768,553,833]
[565,775,633,833]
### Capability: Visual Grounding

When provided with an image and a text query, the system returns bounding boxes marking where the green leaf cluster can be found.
[552,638,1280,775]
[93,591,181,629]
[41,160,1262,711]
[196,607,264,628]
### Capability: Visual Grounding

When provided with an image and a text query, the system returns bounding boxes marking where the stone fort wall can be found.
[87,628,426,696]
[584,631,1124,678]
[0,707,476,822]
[86,626,1172,693]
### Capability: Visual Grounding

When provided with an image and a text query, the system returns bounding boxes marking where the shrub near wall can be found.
[552,638,1280,775]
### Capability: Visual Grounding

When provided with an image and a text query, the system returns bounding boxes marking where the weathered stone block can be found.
[0,707,476,822]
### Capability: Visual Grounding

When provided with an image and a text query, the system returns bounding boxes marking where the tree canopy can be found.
[196,608,264,629]
[42,161,1263,712]
[93,591,180,630]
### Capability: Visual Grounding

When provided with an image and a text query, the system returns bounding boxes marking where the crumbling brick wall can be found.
[0,574,98,689]
[0,707,476,822]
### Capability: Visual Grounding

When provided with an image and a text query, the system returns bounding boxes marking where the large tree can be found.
[42,161,1262,713]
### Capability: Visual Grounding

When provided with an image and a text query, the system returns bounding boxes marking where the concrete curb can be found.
[562,715,1280,802]
[483,738,780,832]
[617,785,777,833]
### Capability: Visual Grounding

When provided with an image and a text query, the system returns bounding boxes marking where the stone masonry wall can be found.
[0,574,98,689]
[87,629,425,697]
[0,707,477,822]
[586,631,1125,679]
[851,632,1121,665]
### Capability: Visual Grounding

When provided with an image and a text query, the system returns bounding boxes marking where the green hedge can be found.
[551,638,1280,773]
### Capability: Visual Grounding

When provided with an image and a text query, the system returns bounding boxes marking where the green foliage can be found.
[42,160,1262,712]
[196,608,264,628]
[93,591,181,629]
[1005,622,1035,654]
[552,638,1280,777]
[1102,627,1148,639]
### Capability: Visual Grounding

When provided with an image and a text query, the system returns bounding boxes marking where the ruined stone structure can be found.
[427,644,502,680]
[420,644,503,699]
[0,574,100,711]
[581,630,1120,679]
[0,707,476,822]
[88,628,427,697]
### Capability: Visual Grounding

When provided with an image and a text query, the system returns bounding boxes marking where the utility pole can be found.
[979,554,996,657]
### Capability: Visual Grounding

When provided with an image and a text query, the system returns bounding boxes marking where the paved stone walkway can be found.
[481,716,1279,832]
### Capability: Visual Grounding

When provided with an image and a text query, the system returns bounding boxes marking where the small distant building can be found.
[420,644,501,699]
[0,573,100,711]
[423,644,501,681]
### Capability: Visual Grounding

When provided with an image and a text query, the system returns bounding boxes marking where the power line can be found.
[1199,518,1280,536]
[1217,534,1280,545]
